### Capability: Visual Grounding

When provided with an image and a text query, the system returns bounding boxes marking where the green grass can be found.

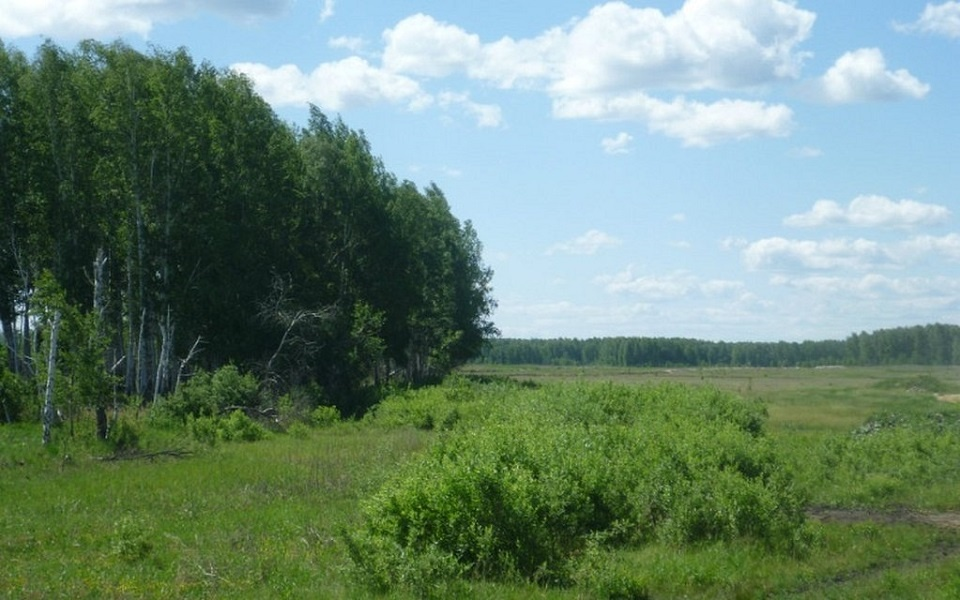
[3,366,960,598]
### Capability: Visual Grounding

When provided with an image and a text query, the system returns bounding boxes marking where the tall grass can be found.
[3,368,960,598]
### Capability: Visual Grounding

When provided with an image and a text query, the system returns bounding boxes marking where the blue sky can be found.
[3,1,959,342]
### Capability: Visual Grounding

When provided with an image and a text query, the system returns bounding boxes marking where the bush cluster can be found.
[158,365,260,422]
[348,382,812,591]
[187,410,266,445]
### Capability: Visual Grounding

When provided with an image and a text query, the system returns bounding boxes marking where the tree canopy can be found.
[0,39,496,418]
[479,323,960,368]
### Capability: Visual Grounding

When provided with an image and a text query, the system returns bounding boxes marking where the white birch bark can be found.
[41,310,62,445]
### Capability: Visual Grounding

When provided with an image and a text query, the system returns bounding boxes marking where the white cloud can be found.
[785,195,951,229]
[552,0,814,96]
[471,28,567,89]
[437,92,503,128]
[0,0,292,38]
[598,267,744,299]
[743,233,960,271]
[328,36,365,52]
[546,229,622,256]
[742,237,885,270]
[896,2,960,38]
[319,0,334,23]
[601,132,634,154]
[771,273,960,300]
[893,233,960,263]
[231,58,432,111]
[382,13,481,77]
[554,93,794,147]
[810,48,930,103]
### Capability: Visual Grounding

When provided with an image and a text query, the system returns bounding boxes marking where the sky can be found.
[2,1,959,342]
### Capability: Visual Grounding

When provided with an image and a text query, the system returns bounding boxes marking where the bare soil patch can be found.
[936,394,960,403]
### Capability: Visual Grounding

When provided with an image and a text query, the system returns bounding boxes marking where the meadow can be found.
[3,364,960,598]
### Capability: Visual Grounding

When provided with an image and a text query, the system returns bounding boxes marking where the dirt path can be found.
[937,394,960,404]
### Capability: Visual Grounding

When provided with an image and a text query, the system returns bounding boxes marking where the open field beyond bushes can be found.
[4,365,960,599]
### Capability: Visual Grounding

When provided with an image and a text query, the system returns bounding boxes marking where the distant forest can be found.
[478,324,960,368]
[0,40,496,418]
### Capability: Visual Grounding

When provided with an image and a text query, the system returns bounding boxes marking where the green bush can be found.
[108,417,141,452]
[349,383,811,591]
[219,410,267,442]
[311,405,340,427]
[187,414,220,446]
[160,365,260,422]
[0,365,32,423]
[187,410,267,444]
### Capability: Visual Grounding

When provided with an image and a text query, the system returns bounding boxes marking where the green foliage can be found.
[108,417,141,453]
[109,515,154,563]
[310,404,340,427]
[0,361,32,423]
[6,367,960,598]
[187,415,220,446]
[187,410,267,444]
[161,365,260,422]
[219,410,267,442]
[874,374,952,394]
[482,323,960,368]
[350,382,812,590]
[801,408,960,507]
[572,538,651,600]
[0,40,497,423]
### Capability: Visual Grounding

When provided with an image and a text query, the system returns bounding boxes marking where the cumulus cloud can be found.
[243,0,811,145]
[328,36,365,52]
[553,0,814,96]
[743,233,960,271]
[809,48,930,103]
[598,266,744,299]
[543,0,810,145]
[896,2,960,38]
[771,273,960,300]
[601,132,634,154]
[554,93,794,147]
[231,58,431,111]
[0,0,292,38]
[437,92,503,128]
[382,13,481,77]
[546,229,622,256]
[784,195,951,229]
[742,237,886,270]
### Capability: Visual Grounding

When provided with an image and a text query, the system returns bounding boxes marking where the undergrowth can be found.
[349,382,814,593]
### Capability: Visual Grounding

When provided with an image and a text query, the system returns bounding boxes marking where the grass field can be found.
[3,365,960,598]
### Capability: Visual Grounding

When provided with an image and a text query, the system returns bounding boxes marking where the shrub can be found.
[311,405,340,427]
[349,383,811,590]
[109,416,141,452]
[0,365,32,423]
[188,415,219,446]
[160,365,260,422]
[219,410,266,442]
[110,515,153,563]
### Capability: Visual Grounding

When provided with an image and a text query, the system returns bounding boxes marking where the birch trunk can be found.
[93,249,109,439]
[41,310,62,446]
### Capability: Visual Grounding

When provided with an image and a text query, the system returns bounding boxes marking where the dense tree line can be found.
[0,40,496,423]
[479,324,960,368]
